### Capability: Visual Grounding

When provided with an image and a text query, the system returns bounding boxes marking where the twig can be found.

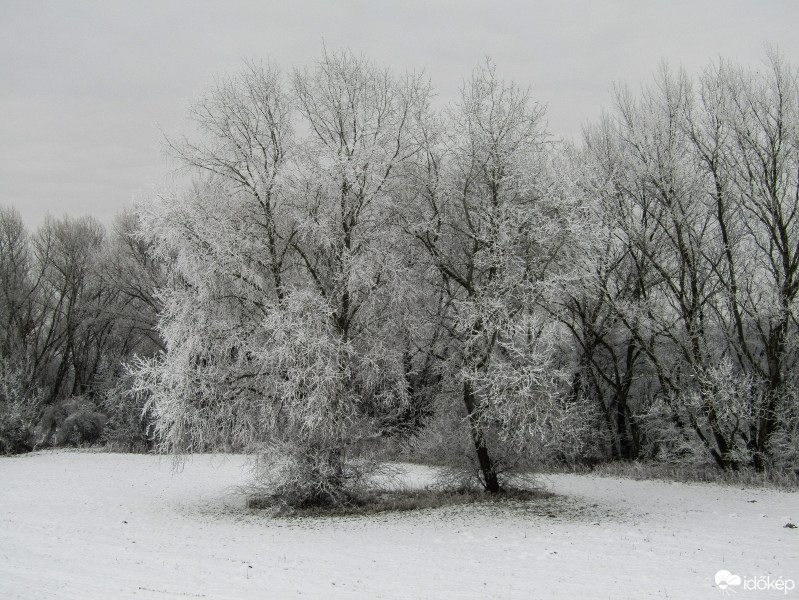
[137,588,207,597]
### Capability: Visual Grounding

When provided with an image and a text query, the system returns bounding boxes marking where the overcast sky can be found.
[2,0,798,229]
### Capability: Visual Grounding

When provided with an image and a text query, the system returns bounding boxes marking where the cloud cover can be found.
[1,0,797,227]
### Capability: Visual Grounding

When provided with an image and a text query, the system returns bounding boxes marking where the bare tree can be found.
[135,51,434,505]
[555,134,647,460]
[578,54,799,470]
[704,51,799,467]
[105,209,166,356]
[30,216,112,401]
[167,61,295,301]
[589,67,742,468]
[0,207,36,365]
[409,61,584,490]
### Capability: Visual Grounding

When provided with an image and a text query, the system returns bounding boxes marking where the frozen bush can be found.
[0,360,39,455]
[36,396,107,449]
[99,374,154,452]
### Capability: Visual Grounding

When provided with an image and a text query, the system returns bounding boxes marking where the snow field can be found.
[0,451,797,599]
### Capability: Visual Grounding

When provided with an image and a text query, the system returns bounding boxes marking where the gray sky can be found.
[2,0,798,229]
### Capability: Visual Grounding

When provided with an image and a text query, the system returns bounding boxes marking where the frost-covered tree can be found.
[546,136,648,461]
[32,216,115,401]
[582,66,746,468]
[409,62,588,490]
[134,51,434,505]
[166,61,295,301]
[105,209,166,356]
[0,207,36,366]
[576,53,799,470]
[690,51,799,468]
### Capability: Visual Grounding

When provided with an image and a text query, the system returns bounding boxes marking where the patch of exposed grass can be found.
[545,460,799,490]
[247,485,554,517]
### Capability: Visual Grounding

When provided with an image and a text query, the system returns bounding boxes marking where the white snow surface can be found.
[1,451,797,599]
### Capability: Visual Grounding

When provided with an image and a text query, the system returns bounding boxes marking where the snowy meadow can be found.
[1,451,797,599]
[4,47,799,600]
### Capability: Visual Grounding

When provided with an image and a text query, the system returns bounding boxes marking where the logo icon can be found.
[715,570,742,593]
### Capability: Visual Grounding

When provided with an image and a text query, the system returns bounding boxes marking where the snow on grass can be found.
[1,451,797,599]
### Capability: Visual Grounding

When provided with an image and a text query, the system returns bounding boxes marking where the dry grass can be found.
[247,485,553,517]
[546,460,799,490]
[248,458,799,517]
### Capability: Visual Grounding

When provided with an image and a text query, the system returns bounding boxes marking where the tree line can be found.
[0,208,163,452]
[2,50,797,504]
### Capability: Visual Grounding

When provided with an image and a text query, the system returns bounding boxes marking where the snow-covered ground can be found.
[1,451,797,599]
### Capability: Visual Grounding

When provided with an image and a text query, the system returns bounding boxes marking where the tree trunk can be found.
[614,398,632,460]
[462,381,501,493]
[612,339,640,460]
[753,318,789,470]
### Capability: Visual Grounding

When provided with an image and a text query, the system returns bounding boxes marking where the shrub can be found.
[35,396,107,449]
[768,386,799,473]
[0,404,35,455]
[54,407,105,446]
[99,375,154,452]
[247,439,387,511]
[0,360,39,455]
